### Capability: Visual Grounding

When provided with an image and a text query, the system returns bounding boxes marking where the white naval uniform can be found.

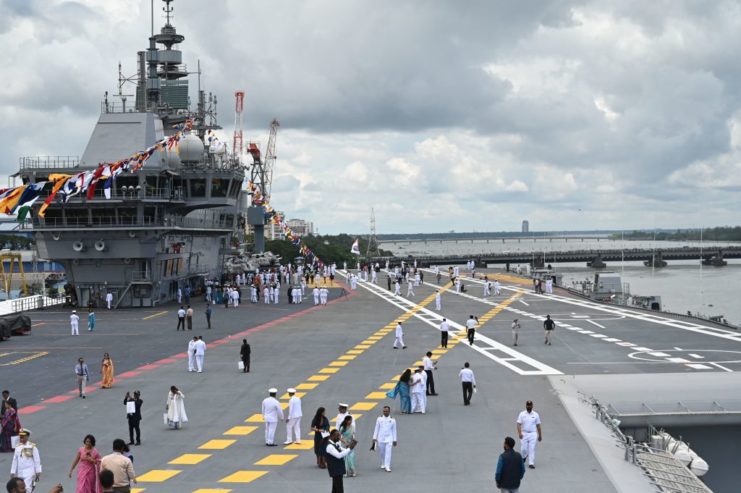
[517,410,541,465]
[313,287,320,305]
[411,372,425,413]
[393,323,405,348]
[372,416,397,470]
[194,339,206,372]
[106,292,113,309]
[393,281,401,296]
[435,292,441,310]
[251,286,258,303]
[272,286,279,304]
[320,288,328,305]
[285,396,303,443]
[11,441,42,491]
[187,340,196,372]
[70,313,80,335]
[484,281,491,296]
[406,281,415,297]
[494,281,501,295]
[263,287,270,304]
[261,396,284,445]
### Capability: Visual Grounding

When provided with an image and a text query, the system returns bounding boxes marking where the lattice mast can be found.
[366,207,379,257]
[264,119,280,200]
[233,90,244,158]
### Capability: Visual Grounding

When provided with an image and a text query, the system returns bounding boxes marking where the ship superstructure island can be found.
[12,0,247,308]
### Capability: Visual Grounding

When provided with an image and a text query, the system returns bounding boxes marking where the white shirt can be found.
[411,373,425,393]
[11,442,42,475]
[106,293,113,301]
[335,412,355,431]
[287,396,303,419]
[261,396,284,422]
[439,320,449,332]
[459,368,476,385]
[423,356,435,371]
[70,314,79,324]
[372,416,397,443]
[517,410,541,433]
[178,308,186,318]
[187,340,196,354]
[325,440,352,459]
[194,340,206,356]
[465,318,477,330]
[395,324,403,337]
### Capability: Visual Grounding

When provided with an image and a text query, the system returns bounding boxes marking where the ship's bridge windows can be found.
[189,178,206,198]
[211,178,228,198]
[145,176,159,197]
[65,208,90,227]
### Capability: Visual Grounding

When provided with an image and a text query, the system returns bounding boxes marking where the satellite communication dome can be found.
[179,133,204,163]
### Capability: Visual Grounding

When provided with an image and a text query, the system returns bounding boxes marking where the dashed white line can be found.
[586,319,606,329]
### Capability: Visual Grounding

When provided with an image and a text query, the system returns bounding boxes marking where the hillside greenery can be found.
[265,234,392,264]
[612,227,741,241]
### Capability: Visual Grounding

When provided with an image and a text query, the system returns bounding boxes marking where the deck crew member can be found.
[494,279,501,295]
[423,352,437,396]
[10,429,41,492]
[411,368,425,413]
[320,287,329,305]
[543,315,555,345]
[177,287,182,304]
[439,318,449,348]
[393,280,401,296]
[406,279,415,297]
[483,276,491,296]
[372,406,397,472]
[262,388,284,446]
[194,336,206,373]
[70,310,80,336]
[435,289,441,310]
[393,322,406,349]
[284,388,303,444]
[251,284,258,303]
[187,337,197,372]
[465,315,478,346]
[106,291,113,310]
[459,362,476,406]
[517,400,542,469]
[263,285,270,304]
[313,286,320,305]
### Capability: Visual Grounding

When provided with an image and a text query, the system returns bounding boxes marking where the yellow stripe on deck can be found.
[219,471,269,483]
[142,310,168,320]
[138,470,182,482]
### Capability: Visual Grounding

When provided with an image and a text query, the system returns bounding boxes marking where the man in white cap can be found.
[284,388,303,444]
[372,406,397,472]
[10,429,42,491]
[334,403,355,432]
[261,388,284,446]
[70,310,79,336]
[393,321,406,349]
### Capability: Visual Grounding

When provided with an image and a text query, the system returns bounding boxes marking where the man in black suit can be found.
[124,391,143,445]
[1,390,17,414]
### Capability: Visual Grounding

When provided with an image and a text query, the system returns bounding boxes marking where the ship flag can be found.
[38,174,73,217]
[10,182,47,214]
[0,185,27,214]
[16,196,40,223]
[351,239,361,255]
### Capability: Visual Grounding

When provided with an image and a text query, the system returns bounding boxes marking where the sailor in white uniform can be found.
[435,290,441,310]
[105,291,113,309]
[251,284,258,303]
[393,322,406,349]
[334,403,355,432]
[372,406,397,472]
[194,337,206,373]
[187,337,197,372]
[483,277,491,296]
[272,285,280,304]
[411,368,425,413]
[284,388,303,444]
[371,268,378,284]
[494,280,501,295]
[313,287,320,305]
[393,280,401,296]
[517,400,542,468]
[261,388,284,446]
[263,286,270,304]
[70,310,80,336]
[320,287,329,305]
[10,429,42,491]
[406,280,415,297]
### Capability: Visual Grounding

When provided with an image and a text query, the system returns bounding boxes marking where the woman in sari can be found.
[339,415,357,477]
[68,434,101,493]
[310,407,329,469]
[166,386,188,429]
[100,353,114,389]
[386,368,412,414]
[0,404,21,452]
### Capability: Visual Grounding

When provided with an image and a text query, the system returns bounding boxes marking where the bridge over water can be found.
[381,247,741,268]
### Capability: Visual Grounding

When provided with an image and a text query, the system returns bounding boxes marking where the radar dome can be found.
[179,133,204,163]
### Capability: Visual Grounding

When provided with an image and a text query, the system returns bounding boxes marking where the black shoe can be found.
[528,465,535,469]
[135,442,141,446]
[128,441,135,445]
[82,395,86,399]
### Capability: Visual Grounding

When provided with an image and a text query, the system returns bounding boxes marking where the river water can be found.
[379,238,741,325]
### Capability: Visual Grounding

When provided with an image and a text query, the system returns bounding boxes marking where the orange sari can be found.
[101,357,114,388]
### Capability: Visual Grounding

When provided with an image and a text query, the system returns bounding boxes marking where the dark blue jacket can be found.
[495,448,525,489]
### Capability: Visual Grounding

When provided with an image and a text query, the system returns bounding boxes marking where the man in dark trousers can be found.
[386,274,392,291]
[205,305,212,329]
[543,314,555,345]
[495,436,525,492]
[240,339,251,373]
[124,391,143,445]
[325,428,356,493]
[1,390,17,415]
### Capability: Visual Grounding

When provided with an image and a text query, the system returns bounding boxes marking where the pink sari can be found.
[75,446,101,493]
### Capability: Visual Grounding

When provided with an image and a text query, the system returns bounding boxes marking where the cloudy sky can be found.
[1,0,740,234]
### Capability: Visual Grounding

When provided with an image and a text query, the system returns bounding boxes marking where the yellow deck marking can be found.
[379,383,396,390]
[219,471,269,483]
[361,340,376,344]
[169,454,211,465]
[223,426,257,436]
[350,402,377,411]
[319,367,339,374]
[329,361,348,367]
[280,403,289,410]
[338,355,356,361]
[365,392,388,400]
[138,469,182,482]
[477,293,522,328]
[308,375,330,382]
[280,391,306,399]
[199,439,236,450]
[254,454,299,466]
[285,441,314,450]
[245,414,264,423]
[0,352,48,366]
[296,383,318,390]
[131,489,146,493]
[142,310,168,320]
[355,344,371,349]
[346,350,363,355]
[193,490,232,493]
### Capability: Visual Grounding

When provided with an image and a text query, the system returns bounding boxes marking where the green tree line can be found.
[612,226,741,241]
[265,234,392,264]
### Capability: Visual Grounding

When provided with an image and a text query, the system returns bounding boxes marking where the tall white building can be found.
[286,218,314,237]
[522,220,529,233]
